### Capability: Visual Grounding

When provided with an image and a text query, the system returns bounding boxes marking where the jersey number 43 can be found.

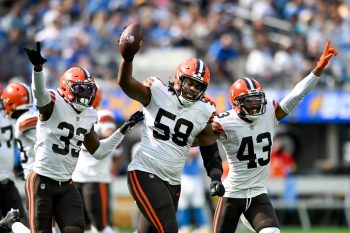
[237,132,272,169]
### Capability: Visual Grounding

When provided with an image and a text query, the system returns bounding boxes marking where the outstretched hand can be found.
[119,111,144,134]
[24,41,47,67]
[316,40,338,70]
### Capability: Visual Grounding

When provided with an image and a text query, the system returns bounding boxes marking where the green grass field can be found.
[236,228,349,233]
[119,227,350,233]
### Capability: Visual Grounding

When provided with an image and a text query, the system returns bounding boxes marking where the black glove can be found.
[24,41,47,66]
[0,209,19,231]
[209,174,225,197]
[120,111,144,134]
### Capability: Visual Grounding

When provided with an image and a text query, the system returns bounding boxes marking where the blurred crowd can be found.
[1,0,350,89]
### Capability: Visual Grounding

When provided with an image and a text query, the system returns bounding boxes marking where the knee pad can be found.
[259,227,280,233]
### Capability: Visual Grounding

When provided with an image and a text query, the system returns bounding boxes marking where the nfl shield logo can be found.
[40,183,46,190]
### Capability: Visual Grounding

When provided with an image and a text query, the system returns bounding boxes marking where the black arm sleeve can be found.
[199,142,223,178]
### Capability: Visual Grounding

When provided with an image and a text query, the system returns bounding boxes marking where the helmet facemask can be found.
[58,67,97,112]
[173,58,210,107]
[176,76,207,107]
[69,82,96,112]
[235,91,266,121]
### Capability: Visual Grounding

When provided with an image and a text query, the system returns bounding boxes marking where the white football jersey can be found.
[0,111,15,181]
[15,110,38,179]
[72,109,120,183]
[128,78,216,185]
[33,90,98,182]
[214,99,278,198]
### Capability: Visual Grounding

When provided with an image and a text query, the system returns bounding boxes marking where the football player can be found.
[117,47,225,232]
[72,89,122,233]
[211,41,337,233]
[23,42,144,233]
[1,82,37,180]
[1,82,62,233]
[0,84,29,227]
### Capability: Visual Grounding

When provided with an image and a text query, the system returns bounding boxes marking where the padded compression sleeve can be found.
[199,143,223,178]
[280,72,319,114]
[92,129,125,160]
[31,71,51,107]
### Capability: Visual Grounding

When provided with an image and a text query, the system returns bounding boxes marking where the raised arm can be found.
[117,60,151,106]
[117,24,151,106]
[24,42,53,120]
[275,40,338,121]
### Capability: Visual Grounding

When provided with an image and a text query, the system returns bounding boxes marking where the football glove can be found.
[209,174,225,197]
[119,111,144,134]
[24,41,47,66]
[316,40,338,69]
[0,209,19,232]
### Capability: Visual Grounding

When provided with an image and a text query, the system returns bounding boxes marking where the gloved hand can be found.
[316,40,338,69]
[0,209,19,231]
[119,111,144,134]
[209,174,225,197]
[24,41,47,67]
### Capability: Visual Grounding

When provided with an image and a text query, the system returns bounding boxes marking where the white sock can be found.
[101,226,115,233]
[259,227,281,233]
[12,222,30,233]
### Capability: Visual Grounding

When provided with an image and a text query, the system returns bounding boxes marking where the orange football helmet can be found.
[91,86,102,109]
[57,67,97,111]
[229,77,266,121]
[173,58,210,106]
[1,82,33,117]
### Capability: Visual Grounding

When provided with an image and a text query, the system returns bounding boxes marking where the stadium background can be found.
[2,0,350,232]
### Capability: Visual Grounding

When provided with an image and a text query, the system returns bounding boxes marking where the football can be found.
[119,23,143,61]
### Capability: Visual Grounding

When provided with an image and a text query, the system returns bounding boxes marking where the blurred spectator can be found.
[245,30,274,85]
[270,137,297,178]
[177,147,210,233]
[207,33,239,84]
[0,0,346,88]
[272,36,305,88]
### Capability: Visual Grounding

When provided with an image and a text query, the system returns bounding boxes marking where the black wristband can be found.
[34,65,43,72]
[124,57,134,63]
[211,173,222,181]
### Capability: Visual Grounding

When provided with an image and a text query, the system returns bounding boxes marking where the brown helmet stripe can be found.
[195,59,206,78]
[243,77,257,90]
[81,67,92,81]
